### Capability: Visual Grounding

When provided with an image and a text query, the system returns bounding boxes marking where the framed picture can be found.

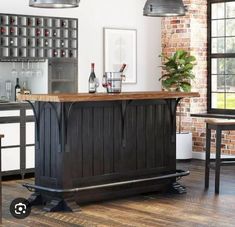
[103,28,137,84]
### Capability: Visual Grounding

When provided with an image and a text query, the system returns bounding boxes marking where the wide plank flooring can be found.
[1,160,235,227]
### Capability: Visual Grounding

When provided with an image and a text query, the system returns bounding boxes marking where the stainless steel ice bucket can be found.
[103,72,125,93]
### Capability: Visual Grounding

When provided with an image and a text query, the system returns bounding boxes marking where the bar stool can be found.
[205,119,235,194]
[0,134,4,224]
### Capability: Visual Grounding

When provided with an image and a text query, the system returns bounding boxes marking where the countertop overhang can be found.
[18,91,200,103]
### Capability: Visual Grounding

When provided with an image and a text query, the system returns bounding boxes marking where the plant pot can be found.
[176,132,192,160]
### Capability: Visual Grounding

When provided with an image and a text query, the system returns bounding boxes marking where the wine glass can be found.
[31,62,37,77]
[25,61,31,78]
[102,74,107,92]
[11,62,18,78]
[36,61,43,78]
[20,62,26,78]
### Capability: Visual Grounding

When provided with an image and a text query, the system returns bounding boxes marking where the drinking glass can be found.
[5,80,12,101]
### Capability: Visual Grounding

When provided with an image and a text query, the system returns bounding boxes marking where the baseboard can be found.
[192,151,235,160]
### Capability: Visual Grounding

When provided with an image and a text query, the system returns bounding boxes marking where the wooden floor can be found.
[1,160,235,227]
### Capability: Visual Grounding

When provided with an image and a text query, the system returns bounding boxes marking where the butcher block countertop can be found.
[17,91,200,103]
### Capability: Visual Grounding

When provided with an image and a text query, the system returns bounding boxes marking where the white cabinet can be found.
[0,103,35,177]
[26,122,35,170]
[26,146,35,169]
[0,123,20,146]
[26,122,35,145]
[1,147,20,171]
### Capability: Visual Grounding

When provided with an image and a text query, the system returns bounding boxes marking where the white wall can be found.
[0,0,162,92]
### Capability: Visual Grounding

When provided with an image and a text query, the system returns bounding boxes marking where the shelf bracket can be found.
[165,98,182,142]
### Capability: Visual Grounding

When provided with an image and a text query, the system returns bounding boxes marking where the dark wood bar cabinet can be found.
[18,91,199,212]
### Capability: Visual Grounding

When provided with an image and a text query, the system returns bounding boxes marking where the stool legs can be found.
[215,128,222,194]
[205,123,211,189]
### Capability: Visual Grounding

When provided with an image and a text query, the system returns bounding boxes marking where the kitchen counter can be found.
[19,91,199,212]
[18,91,199,102]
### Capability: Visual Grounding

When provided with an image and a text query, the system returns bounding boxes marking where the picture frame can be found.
[103,27,137,84]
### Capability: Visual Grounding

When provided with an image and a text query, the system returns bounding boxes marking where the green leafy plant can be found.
[159,50,196,92]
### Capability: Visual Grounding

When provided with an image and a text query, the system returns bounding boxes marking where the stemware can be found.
[20,62,26,78]
[31,62,37,77]
[25,61,32,78]
[11,62,18,78]
[36,61,43,78]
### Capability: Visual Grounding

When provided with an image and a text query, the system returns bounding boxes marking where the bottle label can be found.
[16,88,21,94]
[89,82,96,93]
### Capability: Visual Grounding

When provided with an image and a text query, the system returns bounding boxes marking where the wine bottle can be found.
[1,27,5,34]
[15,78,21,101]
[88,63,97,93]
[9,38,14,46]
[27,18,31,26]
[10,17,15,25]
[53,49,58,57]
[10,27,15,35]
[119,64,127,73]
[36,18,41,26]
[36,28,41,36]
[44,29,49,37]
[45,40,49,47]
[61,50,66,57]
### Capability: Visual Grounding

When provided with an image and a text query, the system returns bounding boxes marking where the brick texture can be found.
[161,0,231,155]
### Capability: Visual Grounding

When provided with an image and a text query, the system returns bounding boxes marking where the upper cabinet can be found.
[0,14,78,59]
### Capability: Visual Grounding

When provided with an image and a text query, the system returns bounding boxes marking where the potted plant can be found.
[159,49,196,92]
[159,50,196,159]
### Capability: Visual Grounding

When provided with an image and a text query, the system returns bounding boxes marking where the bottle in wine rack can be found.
[18,28,22,36]
[9,38,14,46]
[27,18,31,26]
[27,39,31,46]
[18,49,22,57]
[1,16,4,25]
[1,27,6,34]
[61,40,65,47]
[10,17,15,25]
[53,49,58,57]
[36,28,41,36]
[44,29,49,37]
[61,20,66,27]
[1,38,4,45]
[36,39,40,47]
[44,40,49,47]
[69,50,73,58]
[53,30,57,37]
[36,18,41,26]
[10,27,15,35]
[61,50,66,57]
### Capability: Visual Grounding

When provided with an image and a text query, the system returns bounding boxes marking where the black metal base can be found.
[168,182,187,194]
[28,192,43,206]
[43,199,72,212]
[23,170,189,212]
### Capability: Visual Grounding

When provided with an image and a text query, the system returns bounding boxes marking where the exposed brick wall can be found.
[162,0,235,156]
[161,0,210,154]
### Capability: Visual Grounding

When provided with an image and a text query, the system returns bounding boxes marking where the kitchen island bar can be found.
[18,92,199,212]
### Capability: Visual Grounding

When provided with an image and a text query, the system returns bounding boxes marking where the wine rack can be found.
[0,13,78,59]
